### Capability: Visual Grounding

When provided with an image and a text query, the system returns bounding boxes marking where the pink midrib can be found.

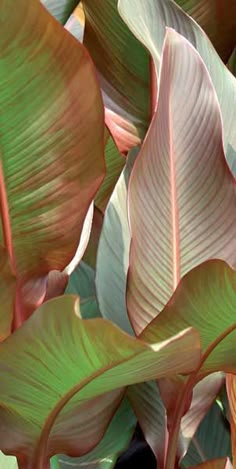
[168,100,180,290]
[0,160,15,273]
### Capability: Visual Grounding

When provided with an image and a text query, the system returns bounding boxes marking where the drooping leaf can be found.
[41,0,79,24]
[58,398,136,469]
[95,131,125,212]
[65,261,101,319]
[127,381,166,466]
[0,248,16,341]
[0,295,200,466]
[82,0,151,152]
[175,0,236,61]
[226,373,236,465]
[118,0,236,174]
[127,29,236,334]
[141,260,236,377]
[0,0,105,325]
[96,150,138,335]
[181,403,231,467]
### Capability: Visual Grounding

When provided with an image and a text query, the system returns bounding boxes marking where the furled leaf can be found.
[226,373,236,465]
[58,398,136,468]
[0,0,105,324]
[96,150,138,335]
[175,0,236,61]
[190,457,232,469]
[0,248,16,341]
[118,0,236,174]
[142,260,236,377]
[182,403,231,467]
[41,0,79,24]
[127,29,236,334]
[127,381,166,466]
[0,295,200,466]
[65,261,101,319]
[95,132,125,212]
[82,0,150,152]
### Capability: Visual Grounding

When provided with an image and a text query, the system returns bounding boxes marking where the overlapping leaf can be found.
[0,0,105,324]
[41,0,79,24]
[226,374,236,465]
[190,457,232,469]
[142,260,236,377]
[126,29,236,334]
[0,296,200,466]
[118,0,236,174]
[96,150,138,335]
[175,0,236,61]
[82,0,151,152]
[0,248,16,341]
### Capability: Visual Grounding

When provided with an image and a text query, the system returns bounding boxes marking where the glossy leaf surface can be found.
[118,0,236,174]
[0,296,200,466]
[127,29,236,334]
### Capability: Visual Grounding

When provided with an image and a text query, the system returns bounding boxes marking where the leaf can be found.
[0,452,18,469]
[41,0,79,24]
[96,150,138,335]
[82,0,151,152]
[65,261,101,319]
[181,373,225,453]
[127,381,166,466]
[0,248,16,341]
[226,373,236,465]
[95,131,125,212]
[58,398,136,468]
[141,260,236,377]
[0,295,200,466]
[118,0,236,175]
[190,457,232,469]
[175,0,236,61]
[126,29,236,334]
[0,0,105,324]
[227,48,236,78]
[181,403,231,467]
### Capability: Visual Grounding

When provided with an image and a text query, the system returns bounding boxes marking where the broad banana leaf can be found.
[126,29,236,334]
[0,295,200,467]
[0,0,105,329]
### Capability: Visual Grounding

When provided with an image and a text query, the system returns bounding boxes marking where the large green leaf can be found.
[0,0,105,325]
[190,458,232,469]
[126,29,236,334]
[96,150,137,335]
[82,0,151,153]
[41,0,79,24]
[181,403,232,467]
[175,0,236,61]
[118,0,236,174]
[58,398,136,468]
[0,296,200,467]
[0,452,18,469]
[142,260,236,377]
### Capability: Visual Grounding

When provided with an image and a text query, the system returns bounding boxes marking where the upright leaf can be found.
[118,0,236,174]
[0,0,105,325]
[175,0,236,61]
[0,296,200,467]
[127,29,236,334]
[82,0,151,152]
